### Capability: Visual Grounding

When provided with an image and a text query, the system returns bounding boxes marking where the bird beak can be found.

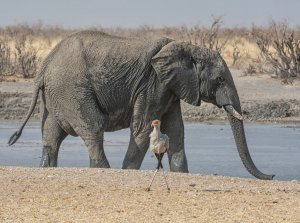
[151,120,159,127]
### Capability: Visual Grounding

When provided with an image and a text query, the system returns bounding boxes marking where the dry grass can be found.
[1,21,299,82]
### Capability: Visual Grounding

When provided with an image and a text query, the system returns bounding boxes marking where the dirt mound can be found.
[0,92,40,120]
[181,100,300,123]
[1,91,300,123]
[242,100,300,120]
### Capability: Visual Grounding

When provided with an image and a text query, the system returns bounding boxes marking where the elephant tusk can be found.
[224,105,243,121]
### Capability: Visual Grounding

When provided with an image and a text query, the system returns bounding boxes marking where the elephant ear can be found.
[151,42,201,106]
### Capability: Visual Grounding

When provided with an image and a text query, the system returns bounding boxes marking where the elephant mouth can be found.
[202,98,223,108]
[203,98,243,120]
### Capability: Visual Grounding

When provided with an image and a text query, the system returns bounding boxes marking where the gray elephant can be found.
[8,31,274,180]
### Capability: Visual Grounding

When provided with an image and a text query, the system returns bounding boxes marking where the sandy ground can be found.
[0,167,299,223]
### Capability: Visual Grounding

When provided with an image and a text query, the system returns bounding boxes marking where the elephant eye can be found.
[190,57,198,71]
[190,56,196,65]
[216,76,225,84]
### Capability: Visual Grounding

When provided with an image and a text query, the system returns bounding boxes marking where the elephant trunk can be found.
[226,107,275,180]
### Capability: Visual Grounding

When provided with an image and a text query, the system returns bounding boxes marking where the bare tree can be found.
[252,20,300,83]
[0,39,16,76]
[180,16,228,54]
[14,35,40,78]
[231,39,243,67]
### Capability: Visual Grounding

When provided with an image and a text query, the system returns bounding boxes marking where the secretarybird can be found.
[146,119,170,191]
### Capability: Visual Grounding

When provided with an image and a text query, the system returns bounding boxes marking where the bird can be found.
[146,119,170,191]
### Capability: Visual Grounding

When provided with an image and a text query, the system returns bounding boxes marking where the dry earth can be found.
[0,167,299,223]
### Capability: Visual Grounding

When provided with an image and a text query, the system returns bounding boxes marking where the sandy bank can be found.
[0,167,299,222]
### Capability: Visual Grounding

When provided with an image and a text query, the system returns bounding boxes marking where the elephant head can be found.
[152,42,274,180]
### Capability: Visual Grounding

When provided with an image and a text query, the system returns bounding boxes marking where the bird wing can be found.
[162,134,169,150]
[149,127,169,154]
[154,134,169,154]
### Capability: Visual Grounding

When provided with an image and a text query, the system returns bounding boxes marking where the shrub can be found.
[0,39,16,76]
[14,35,40,78]
[179,16,228,54]
[252,20,300,83]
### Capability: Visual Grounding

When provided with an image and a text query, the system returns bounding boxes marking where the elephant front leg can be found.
[122,131,150,170]
[161,102,188,172]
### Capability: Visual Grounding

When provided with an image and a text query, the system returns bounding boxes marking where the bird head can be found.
[151,119,161,128]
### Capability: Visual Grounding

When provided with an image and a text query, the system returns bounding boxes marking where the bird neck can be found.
[152,126,160,136]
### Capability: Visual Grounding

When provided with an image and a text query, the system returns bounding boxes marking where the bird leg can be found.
[146,169,158,191]
[146,153,170,191]
[161,167,170,191]
[155,153,164,169]
[156,154,170,190]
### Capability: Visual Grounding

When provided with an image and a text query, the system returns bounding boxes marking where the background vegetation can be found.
[1,19,299,83]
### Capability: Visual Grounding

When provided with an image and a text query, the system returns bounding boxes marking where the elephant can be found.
[8,30,274,180]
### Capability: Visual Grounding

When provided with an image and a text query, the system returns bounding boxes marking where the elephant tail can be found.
[8,83,42,146]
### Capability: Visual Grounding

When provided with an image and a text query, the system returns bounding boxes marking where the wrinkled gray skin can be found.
[9,31,274,180]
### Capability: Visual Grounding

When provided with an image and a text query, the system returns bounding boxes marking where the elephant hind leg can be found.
[81,132,110,168]
[67,99,110,168]
[41,113,68,167]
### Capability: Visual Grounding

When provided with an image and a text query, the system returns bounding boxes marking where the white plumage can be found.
[146,119,170,191]
[149,120,169,155]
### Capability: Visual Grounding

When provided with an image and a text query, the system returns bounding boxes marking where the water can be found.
[0,122,299,181]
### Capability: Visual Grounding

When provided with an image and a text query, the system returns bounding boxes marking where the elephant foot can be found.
[90,159,110,168]
[122,162,141,170]
[39,154,58,167]
[40,154,50,167]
